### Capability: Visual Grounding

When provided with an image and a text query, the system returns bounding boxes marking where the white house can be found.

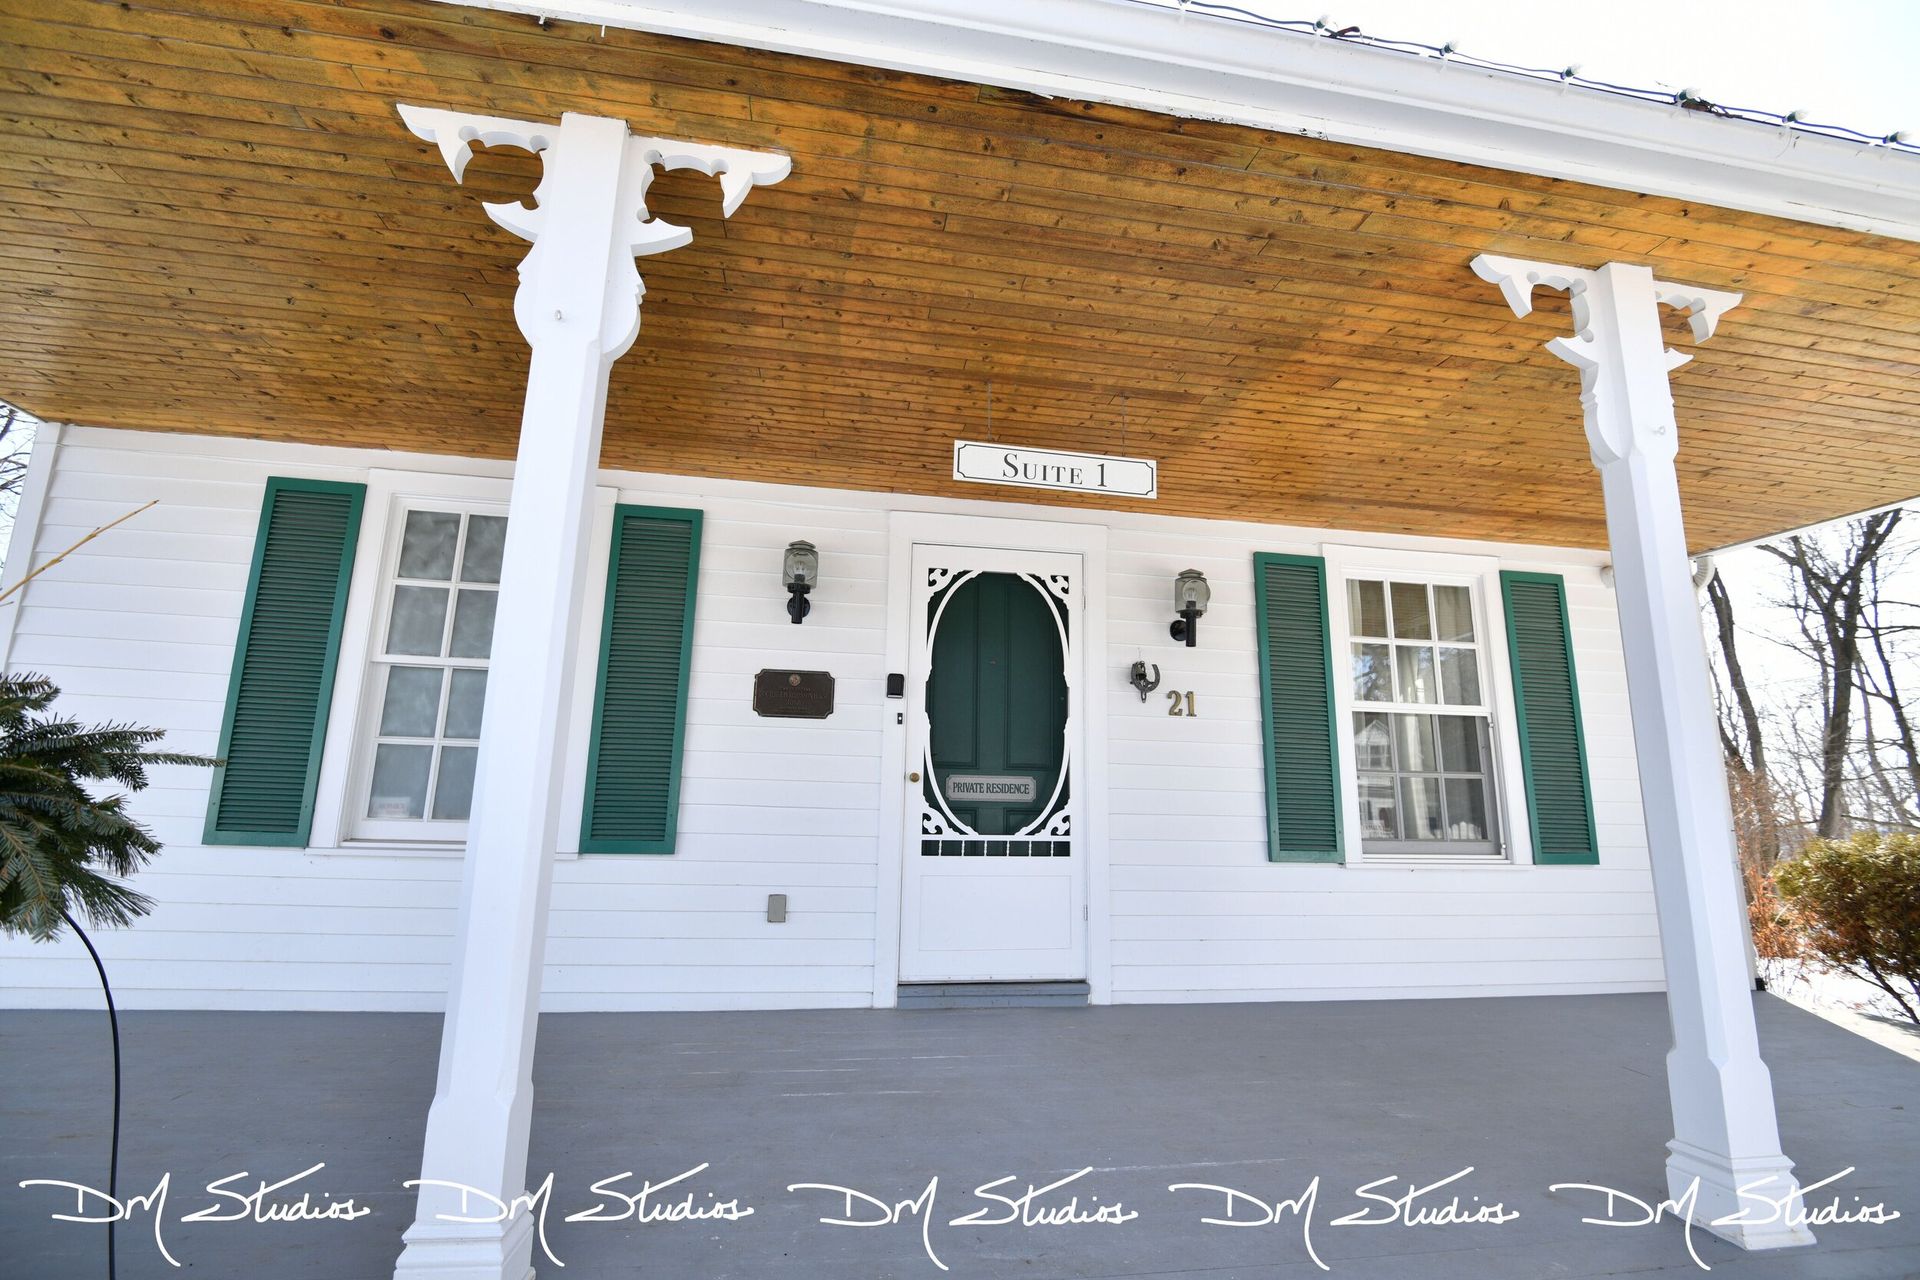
[3,2,1917,1276]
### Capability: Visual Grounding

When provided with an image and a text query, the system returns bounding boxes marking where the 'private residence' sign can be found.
[944,774,1038,803]
[952,441,1157,499]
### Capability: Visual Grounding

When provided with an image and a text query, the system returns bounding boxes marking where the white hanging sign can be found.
[952,441,1157,499]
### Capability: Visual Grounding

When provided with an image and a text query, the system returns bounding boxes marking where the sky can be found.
[1279,0,1919,136]
[0,408,32,565]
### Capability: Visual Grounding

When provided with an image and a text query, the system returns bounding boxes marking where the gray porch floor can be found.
[3,993,1916,1279]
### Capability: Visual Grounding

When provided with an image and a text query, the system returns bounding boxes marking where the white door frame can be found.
[874,510,1111,1005]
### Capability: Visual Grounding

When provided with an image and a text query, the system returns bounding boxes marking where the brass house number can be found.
[1166,690,1199,717]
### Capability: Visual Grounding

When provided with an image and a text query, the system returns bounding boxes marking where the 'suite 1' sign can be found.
[952,441,1157,500]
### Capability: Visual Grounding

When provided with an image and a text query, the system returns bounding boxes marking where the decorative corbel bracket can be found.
[397,104,790,356]
[1470,253,1741,467]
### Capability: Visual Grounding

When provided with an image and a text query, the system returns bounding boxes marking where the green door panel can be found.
[926,572,1068,836]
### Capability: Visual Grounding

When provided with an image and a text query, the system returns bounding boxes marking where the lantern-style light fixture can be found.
[783,540,819,624]
[1170,568,1210,647]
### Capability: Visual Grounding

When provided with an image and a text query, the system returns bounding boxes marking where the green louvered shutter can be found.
[205,478,365,846]
[579,505,702,854]
[1254,553,1343,862]
[1501,571,1599,865]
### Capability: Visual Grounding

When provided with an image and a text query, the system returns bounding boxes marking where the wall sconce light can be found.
[783,540,819,624]
[1169,568,1210,647]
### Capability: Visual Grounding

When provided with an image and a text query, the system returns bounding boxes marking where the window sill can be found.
[301,841,586,860]
[1350,859,1546,869]
[306,841,465,859]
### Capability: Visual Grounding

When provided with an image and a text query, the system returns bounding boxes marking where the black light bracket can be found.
[1170,604,1200,647]
[786,583,812,624]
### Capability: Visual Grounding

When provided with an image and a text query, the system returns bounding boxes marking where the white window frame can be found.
[1321,544,1537,867]
[309,470,510,852]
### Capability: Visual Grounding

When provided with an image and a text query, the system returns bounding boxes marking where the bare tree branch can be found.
[1759,511,1904,839]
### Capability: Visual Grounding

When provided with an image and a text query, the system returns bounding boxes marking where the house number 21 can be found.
[1166,690,1199,717]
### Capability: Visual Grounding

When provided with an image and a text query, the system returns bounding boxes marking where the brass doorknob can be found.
[908,771,921,783]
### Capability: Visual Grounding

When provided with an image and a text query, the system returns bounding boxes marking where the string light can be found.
[1115,0,1920,155]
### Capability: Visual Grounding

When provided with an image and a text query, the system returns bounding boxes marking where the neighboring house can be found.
[2,1,1916,1275]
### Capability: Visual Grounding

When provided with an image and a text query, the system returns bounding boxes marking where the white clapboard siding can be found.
[0,427,1662,1011]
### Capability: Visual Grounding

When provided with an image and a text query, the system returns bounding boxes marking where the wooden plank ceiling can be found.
[3,0,1918,549]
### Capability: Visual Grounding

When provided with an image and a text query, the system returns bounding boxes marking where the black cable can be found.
[61,909,119,1280]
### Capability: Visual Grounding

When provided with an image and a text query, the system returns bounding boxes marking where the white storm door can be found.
[898,544,1087,983]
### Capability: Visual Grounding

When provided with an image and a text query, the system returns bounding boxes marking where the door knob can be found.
[908,771,921,783]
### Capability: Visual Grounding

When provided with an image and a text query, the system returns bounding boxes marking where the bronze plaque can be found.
[753,669,836,719]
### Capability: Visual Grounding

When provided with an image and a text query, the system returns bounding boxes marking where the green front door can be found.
[925,572,1069,836]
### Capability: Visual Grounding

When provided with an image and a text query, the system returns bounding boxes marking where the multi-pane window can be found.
[1348,578,1500,857]
[359,509,506,834]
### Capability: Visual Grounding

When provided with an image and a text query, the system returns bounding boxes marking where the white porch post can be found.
[389,106,787,1280]
[1472,255,1812,1251]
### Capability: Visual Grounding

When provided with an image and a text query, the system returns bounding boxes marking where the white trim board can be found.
[0,420,64,671]
[440,0,1920,242]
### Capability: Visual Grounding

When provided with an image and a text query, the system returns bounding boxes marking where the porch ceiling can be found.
[3,0,1919,550]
